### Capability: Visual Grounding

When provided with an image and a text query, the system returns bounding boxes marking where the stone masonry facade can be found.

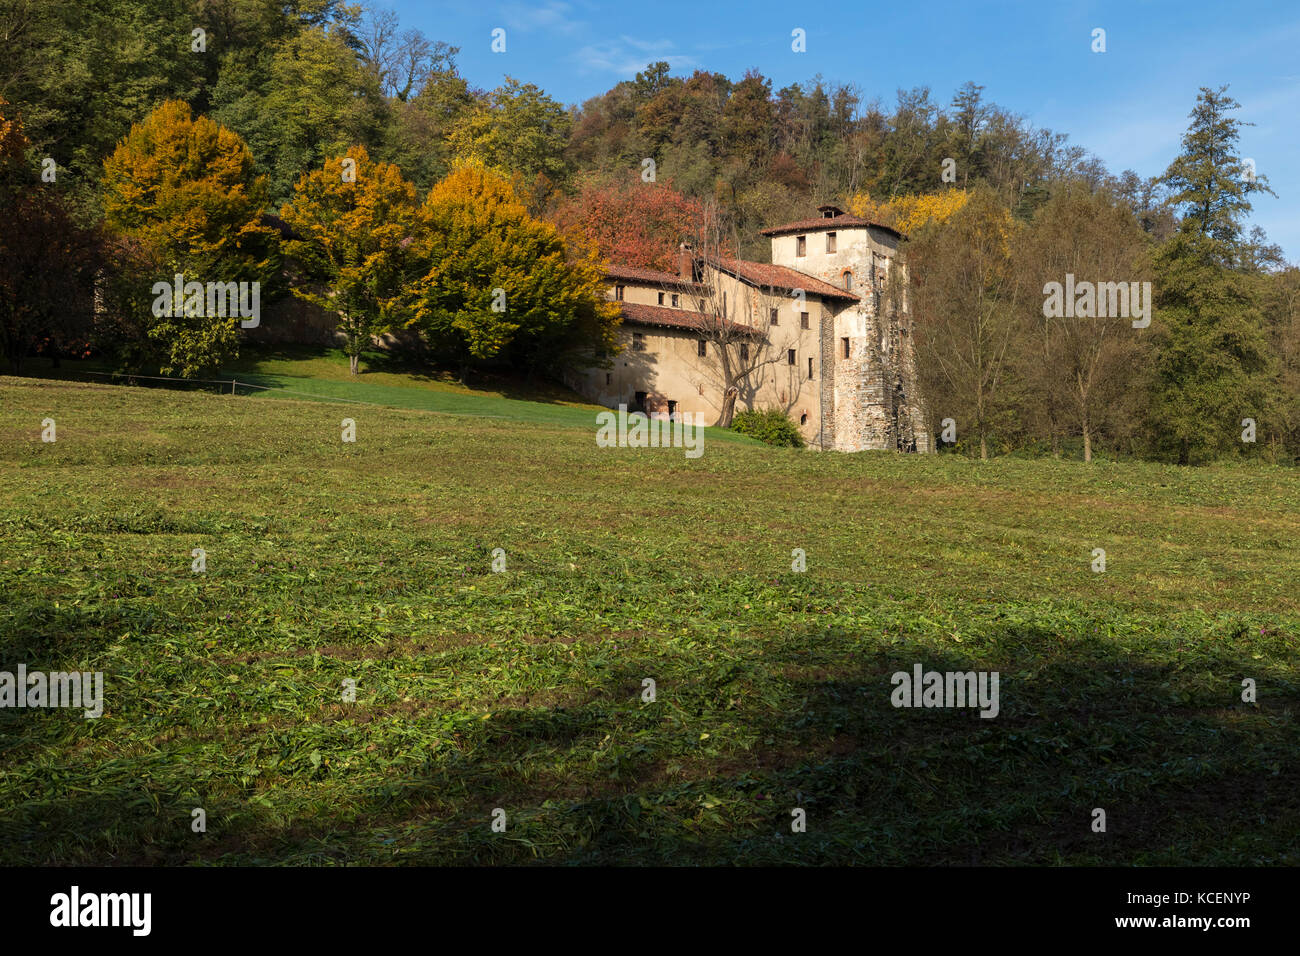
[569,204,931,453]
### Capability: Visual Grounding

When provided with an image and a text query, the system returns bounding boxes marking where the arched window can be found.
[842,270,853,292]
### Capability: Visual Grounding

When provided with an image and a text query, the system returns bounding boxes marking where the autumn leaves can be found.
[96,101,620,380]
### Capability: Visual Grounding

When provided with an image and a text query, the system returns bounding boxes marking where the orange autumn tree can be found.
[280,145,419,375]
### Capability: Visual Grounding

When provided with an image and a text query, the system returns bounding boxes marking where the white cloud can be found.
[501,1,583,35]
[572,38,695,77]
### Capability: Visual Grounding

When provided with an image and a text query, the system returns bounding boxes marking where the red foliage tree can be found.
[0,99,100,373]
[547,174,705,273]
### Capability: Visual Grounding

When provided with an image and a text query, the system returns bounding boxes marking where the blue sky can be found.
[388,0,1300,261]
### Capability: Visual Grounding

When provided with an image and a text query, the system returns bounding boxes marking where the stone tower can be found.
[761,205,930,452]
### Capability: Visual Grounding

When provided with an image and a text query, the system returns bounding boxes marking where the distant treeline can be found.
[1,1,1296,462]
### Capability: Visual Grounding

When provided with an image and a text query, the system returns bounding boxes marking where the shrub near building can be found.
[731,408,806,448]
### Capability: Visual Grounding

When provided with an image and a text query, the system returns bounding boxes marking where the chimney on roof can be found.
[678,242,694,281]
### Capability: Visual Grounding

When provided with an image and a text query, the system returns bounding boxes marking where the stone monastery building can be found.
[567,205,931,452]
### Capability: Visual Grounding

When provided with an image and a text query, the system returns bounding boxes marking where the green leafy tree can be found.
[721,70,774,158]
[215,20,384,204]
[0,0,204,215]
[448,78,572,205]
[375,42,473,192]
[280,144,418,375]
[1150,233,1278,463]
[945,81,989,188]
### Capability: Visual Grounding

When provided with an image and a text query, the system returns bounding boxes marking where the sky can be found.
[388,0,1300,261]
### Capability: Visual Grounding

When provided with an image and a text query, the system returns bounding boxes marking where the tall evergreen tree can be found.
[1151,86,1278,463]
[1160,85,1274,254]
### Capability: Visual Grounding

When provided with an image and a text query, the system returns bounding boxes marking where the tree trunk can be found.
[1082,419,1093,462]
[979,433,988,460]
[715,386,738,428]
[349,353,359,376]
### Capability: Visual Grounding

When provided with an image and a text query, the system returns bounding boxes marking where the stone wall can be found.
[769,224,929,453]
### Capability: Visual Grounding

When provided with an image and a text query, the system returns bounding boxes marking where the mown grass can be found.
[1,375,1297,865]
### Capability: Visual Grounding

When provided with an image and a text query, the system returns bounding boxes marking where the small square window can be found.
[657,292,664,305]
[827,232,836,253]
[632,332,646,351]
[800,312,809,329]
[787,349,796,366]
[842,337,850,359]
[671,293,679,307]
[740,343,749,363]
[616,285,625,301]
[795,236,806,257]
[808,357,814,377]
[769,307,778,326]
[697,339,706,357]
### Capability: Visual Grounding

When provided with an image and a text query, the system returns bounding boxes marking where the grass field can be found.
[2,374,1298,865]
[15,346,762,442]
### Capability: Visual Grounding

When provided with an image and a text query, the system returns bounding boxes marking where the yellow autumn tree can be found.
[409,164,619,379]
[103,101,276,280]
[280,145,419,375]
[849,189,970,235]
[100,100,278,376]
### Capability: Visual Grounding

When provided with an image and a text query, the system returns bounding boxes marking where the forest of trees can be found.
[1,0,1296,463]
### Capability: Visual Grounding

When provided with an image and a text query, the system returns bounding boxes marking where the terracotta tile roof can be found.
[619,302,763,338]
[759,213,902,239]
[606,263,705,291]
[712,257,861,302]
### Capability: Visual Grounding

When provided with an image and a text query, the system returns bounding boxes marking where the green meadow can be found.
[1,373,1297,865]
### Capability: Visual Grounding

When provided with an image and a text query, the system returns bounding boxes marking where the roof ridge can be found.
[706,256,861,302]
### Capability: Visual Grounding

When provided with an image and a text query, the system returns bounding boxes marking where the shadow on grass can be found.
[5,614,1293,866]
[231,342,593,407]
